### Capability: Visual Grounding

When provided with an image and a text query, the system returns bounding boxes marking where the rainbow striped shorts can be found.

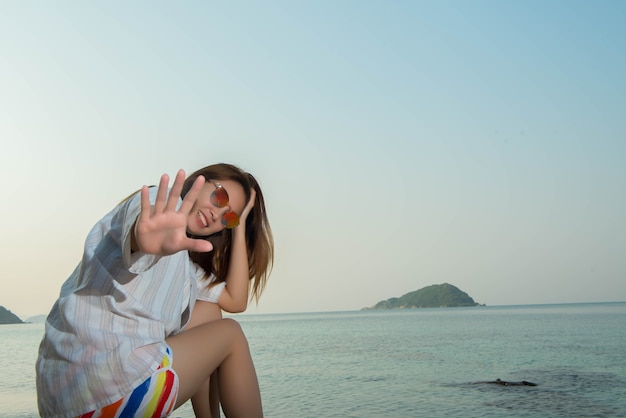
[79,346,179,418]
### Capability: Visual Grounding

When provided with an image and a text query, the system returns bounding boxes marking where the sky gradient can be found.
[1,1,625,319]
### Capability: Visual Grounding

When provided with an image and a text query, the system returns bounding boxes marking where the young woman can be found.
[36,163,274,418]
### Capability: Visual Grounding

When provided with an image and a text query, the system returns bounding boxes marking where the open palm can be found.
[135,170,213,255]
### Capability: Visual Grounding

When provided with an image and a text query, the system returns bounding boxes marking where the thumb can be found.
[186,238,213,253]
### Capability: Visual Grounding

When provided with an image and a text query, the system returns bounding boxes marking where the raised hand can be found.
[238,188,256,226]
[134,170,213,255]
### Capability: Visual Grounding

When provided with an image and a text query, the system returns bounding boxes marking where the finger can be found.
[139,185,151,220]
[247,189,257,209]
[154,173,170,214]
[241,189,256,219]
[179,175,205,214]
[185,237,213,253]
[165,169,186,212]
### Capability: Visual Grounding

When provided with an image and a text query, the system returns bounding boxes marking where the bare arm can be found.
[217,189,256,313]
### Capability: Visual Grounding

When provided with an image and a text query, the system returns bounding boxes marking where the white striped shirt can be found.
[36,187,225,417]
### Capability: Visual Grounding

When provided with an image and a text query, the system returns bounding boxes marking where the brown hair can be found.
[182,163,274,304]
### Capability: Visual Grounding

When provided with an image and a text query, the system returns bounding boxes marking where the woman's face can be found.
[186,179,246,236]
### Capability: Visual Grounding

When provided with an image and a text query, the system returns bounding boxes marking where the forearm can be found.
[218,226,250,312]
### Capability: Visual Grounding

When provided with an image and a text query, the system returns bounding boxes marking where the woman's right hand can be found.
[134,170,213,255]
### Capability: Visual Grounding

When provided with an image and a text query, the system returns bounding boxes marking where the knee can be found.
[221,318,250,347]
[221,318,244,335]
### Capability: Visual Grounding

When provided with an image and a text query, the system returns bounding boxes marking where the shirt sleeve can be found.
[195,269,226,303]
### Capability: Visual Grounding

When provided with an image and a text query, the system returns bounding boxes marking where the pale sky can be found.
[1,1,624,319]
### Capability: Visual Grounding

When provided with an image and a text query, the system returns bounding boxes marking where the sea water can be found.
[1,302,625,417]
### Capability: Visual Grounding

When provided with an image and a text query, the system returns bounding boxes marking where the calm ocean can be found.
[1,302,625,417]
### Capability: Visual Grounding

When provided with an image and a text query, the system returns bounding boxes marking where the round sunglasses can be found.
[209,181,240,228]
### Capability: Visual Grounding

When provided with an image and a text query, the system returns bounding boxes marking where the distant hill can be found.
[26,314,48,324]
[0,306,24,324]
[364,283,481,310]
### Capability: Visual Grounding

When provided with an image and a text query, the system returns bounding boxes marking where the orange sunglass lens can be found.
[211,187,229,207]
[222,211,240,228]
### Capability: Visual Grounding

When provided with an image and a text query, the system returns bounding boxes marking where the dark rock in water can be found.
[472,378,537,386]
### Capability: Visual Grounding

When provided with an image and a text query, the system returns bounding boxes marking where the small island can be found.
[0,306,25,324]
[363,283,482,310]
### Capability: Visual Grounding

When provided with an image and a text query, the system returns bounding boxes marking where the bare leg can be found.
[167,318,263,418]
[186,302,223,418]
[191,372,220,418]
